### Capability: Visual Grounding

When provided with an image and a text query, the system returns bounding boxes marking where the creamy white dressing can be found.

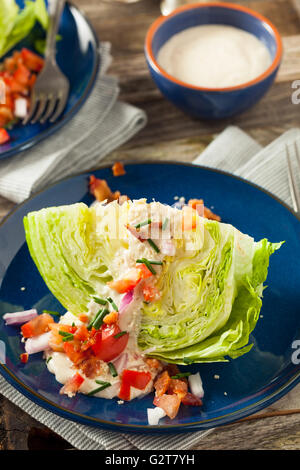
[157,25,272,88]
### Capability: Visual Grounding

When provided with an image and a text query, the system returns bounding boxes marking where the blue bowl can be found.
[145,2,282,119]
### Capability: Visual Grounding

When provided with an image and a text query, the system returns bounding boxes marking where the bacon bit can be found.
[188,198,221,221]
[203,206,221,221]
[118,194,130,205]
[49,323,74,352]
[181,392,203,406]
[79,314,89,323]
[73,324,89,342]
[112,162,126,176]
[164,363,180,377]
[154,370,171,398]
[168,378,188,400]
[146,358,161,370]
[20,353,29,364]
[89,175,120,202]
[153,393,181,419]
[103,310,118,325]
[78,355,103,379]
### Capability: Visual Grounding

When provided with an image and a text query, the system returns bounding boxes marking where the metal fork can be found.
[286,142,300,213]
[23,0,69,125]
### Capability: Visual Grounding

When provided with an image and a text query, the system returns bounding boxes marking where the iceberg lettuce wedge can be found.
[24,200,282,364]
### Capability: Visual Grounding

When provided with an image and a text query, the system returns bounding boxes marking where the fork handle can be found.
[45,0,66,60]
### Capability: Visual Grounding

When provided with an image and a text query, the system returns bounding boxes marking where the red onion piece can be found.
[25,332,51,354]
[119,291,134,315]
[113,353,128,374]
[3,309,38,326]
[161,239,176,256]
[126,224,149,241]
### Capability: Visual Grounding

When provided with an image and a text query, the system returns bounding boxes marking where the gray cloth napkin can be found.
[0,42,147,203]
[1,124,300,450]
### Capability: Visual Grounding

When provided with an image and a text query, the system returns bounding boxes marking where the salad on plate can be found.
[3,170,282,425]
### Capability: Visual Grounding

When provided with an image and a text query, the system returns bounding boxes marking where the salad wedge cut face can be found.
[24,199,282,365]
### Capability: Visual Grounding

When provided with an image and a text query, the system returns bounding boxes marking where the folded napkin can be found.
[1,125,300,450]
[0,42,147,203]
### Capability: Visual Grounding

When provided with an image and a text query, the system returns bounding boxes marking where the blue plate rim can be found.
[0,160,300,433]
[0,1,100,161]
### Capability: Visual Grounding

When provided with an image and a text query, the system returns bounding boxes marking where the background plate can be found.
[0,1,100,160]
[0,162,300,433]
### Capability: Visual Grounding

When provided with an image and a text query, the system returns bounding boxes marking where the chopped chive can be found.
[108,362,118,377]
[87,382,111,396]
[148,260,163,265]
[93,296,107,306]
[136,258,156,275]
[171,372,192,379]
[72,322,75,327]
[107,297,118,312]
[43,309,60,317]
[59,330,73,337]
[135,219,151,229]
[62,334,74,342]
[114,330,127,339]
[143,301,150,305]
[46,356,52,364]
[147,238,160,253]
[162,217,169,231]
[93,308,109,330]
[95,379,111,386]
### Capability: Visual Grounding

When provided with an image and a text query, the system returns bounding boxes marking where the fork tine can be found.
[30,95,48,124]
[23,93,38,125]
[286,143,300,213]
[49,91,69,123]
[40,95,57,124]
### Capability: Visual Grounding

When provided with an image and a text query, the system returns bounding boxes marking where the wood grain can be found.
[1,0,300,450]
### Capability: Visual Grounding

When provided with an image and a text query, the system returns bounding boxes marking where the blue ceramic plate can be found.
[0,162,300,433]
[0,1,100,160]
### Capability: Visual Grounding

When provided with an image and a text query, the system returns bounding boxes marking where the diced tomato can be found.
[119,369,152,401]
[107,268,142,294]
[73,324,89,342]
[91,324,129,362]
[20,353,29,364]
[137,263,153,279]
[79,314,89,323]
[153,393,181,419]
[103,310,118,325]
[13,63,31,86]
[21,48,44,72]
[143,284,161,303]
[63,341,86,365]
[181,392,203,406]
[59,372,84,396]
[0,127,10,144]
[154,370,171,398]
[112,162,126,177]
[21,313,54,338]
[3,57,17,73]
[49,323,75,352]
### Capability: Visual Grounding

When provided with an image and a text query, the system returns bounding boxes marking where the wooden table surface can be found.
[1,0,300,450]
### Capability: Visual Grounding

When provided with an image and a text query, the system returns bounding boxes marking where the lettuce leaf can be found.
[24,201,282,364]
[0,0,48,58]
